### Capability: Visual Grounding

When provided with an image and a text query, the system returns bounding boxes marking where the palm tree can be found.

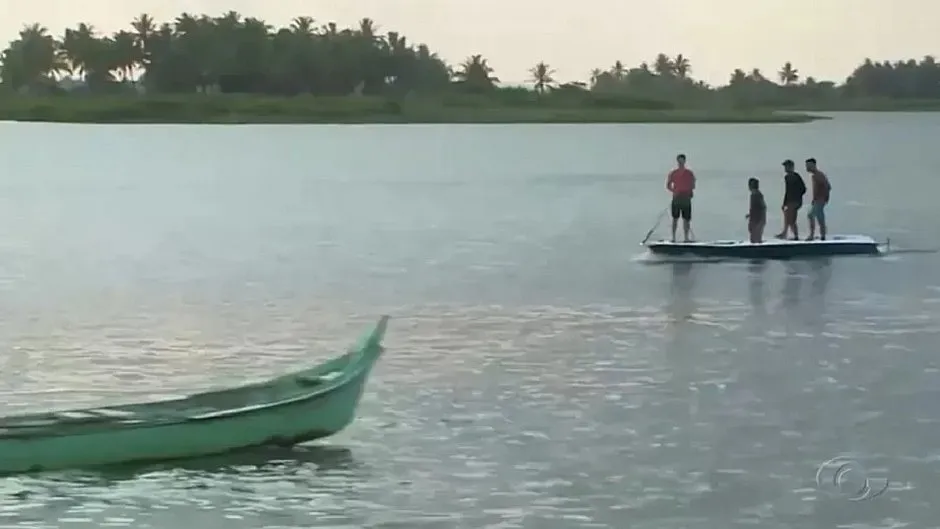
[130,13,155,73]
[131,14,155,44]
[673,54,691,78]
[111,30,140,81]
[322,22,339,38]
[0,23,66,90]
[173,13,200,37]
[453,54,498,91]
[778,61,799,85]
[653,53,674,76]
[611,60,626,80]
[60,23,98,80]
[289,16,316,36]
[358,18,379,41]
[529,61,555,94]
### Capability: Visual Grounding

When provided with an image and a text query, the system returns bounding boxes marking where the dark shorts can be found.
[783,201,801,222]
[748,219,766,242]
[671,194,692,220]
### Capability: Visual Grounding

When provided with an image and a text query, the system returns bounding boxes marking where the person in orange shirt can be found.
[666,153,696,242]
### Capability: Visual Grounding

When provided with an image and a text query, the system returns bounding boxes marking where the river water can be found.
[0,113,938,528]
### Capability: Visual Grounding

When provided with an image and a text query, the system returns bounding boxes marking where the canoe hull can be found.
[0,316,389,475]
[646,235,880,260]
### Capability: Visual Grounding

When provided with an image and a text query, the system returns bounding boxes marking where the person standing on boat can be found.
[666,153,696,242]
[805,158,831,240]
[746,177,767,243]
[775,159,806,240]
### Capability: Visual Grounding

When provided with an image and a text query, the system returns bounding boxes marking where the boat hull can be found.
[645,235,880,260]
[0,316,389,475]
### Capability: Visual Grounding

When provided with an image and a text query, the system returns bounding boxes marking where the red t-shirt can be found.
[667,168,695,196]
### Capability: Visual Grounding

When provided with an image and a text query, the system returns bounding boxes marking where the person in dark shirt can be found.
[746,177,766,243]
[774,159,806,240]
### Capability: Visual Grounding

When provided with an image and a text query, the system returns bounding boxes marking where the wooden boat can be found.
[645,235,881,260]
[0,316,390,475]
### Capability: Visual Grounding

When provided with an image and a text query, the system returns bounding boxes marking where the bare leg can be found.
[682,219,691,242]
[775,206,788,238]
[671,218,678,242]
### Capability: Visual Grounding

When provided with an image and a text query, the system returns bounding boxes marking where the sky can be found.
[1,0,937,86]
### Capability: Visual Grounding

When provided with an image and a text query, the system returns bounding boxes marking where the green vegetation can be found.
[0,93,817,124]
[0,12,938,124]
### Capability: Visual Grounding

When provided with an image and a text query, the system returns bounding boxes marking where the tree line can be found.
[2,12,939,107]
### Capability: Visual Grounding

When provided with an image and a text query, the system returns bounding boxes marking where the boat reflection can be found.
[39,445,360,485]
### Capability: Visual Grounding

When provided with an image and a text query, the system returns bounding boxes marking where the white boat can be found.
[645,234,881,259]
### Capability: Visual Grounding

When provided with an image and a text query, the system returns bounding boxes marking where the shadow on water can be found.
[781,260,804,311]
[780,257,833,331]
[1,445,368,529]
[808,257,833,298]
[747,259,769,316]
[18,444,360,488]
[665,261,698,324]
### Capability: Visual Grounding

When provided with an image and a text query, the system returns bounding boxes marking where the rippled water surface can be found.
[0,113,939,528]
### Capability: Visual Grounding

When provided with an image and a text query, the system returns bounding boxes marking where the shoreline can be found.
[3,95,939,124]
[776,99,940,112]
[0,95,823,125]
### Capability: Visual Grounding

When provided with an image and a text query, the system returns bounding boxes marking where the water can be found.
[0,113,938,528]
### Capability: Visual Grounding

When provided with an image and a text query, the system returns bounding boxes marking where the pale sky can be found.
[1,0,936,86]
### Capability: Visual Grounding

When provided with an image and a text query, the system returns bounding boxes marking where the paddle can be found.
[641,207,669,245]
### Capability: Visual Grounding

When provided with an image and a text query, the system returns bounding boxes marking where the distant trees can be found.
[0,13,453,96]
[842,57,940,99]
[1,11,939,107]
[586,55,940,106]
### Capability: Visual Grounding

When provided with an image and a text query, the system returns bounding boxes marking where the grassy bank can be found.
[0,94,821,124]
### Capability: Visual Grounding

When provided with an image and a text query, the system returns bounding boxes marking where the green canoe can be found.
[0,315,389,475]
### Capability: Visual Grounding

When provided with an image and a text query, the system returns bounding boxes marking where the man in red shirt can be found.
[666,153,696,242]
